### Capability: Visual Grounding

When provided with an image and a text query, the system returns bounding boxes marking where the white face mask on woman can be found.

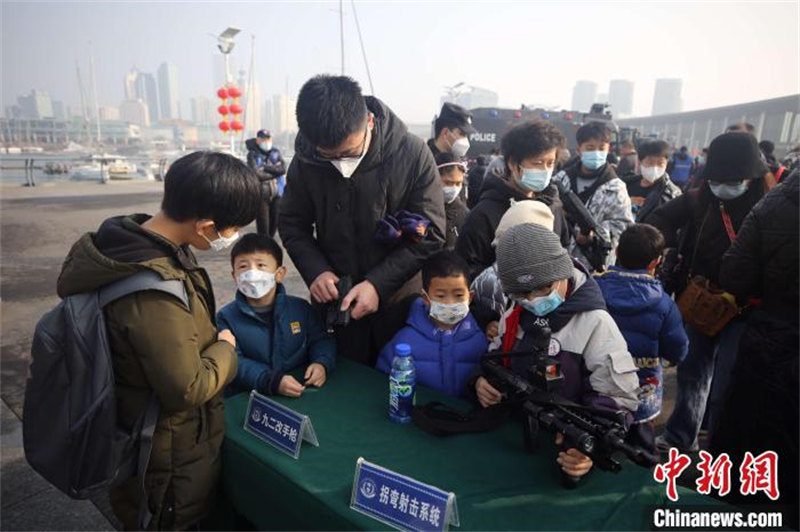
[641,165,666,183]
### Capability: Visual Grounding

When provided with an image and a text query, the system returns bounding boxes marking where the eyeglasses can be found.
[316,123,369,161]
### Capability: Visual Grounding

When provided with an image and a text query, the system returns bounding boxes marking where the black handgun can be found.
[325,275,353,333]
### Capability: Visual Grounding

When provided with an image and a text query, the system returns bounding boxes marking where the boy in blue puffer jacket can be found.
[377,251,488,397]
[218,233,336,397]
[594,224,689,451]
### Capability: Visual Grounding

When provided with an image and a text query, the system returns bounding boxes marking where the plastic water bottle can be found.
[389,343,416,424]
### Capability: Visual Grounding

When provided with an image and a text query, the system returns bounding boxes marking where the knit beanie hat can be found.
[492,200,555,246]
[497,223,573,294]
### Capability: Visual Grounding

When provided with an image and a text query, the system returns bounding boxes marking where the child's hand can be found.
[475,377,503,408]
[304,363,327,387]
[485,321,499,341]
[278,375,306,398]
[218,329,236,348]
[555,433,593,478]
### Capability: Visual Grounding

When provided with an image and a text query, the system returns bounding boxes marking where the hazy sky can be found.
[2,1,798,124]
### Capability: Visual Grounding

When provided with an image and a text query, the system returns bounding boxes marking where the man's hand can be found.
[485,321,499,341]
[304,363,327,387]
[278,375,306,398]
[575,230,595,246]
[218,329,236,348]
[475,377,503,408]
[310,271,340,304]
[555,433,594,478]
[340,280,380,320]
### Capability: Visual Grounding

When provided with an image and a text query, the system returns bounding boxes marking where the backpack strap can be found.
[137,394,159,531]
[98,270,189,310]
[97,270,188,529]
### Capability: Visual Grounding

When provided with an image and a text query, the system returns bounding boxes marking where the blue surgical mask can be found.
[518,289,564,317]
[580,150,608,170]
[709,181,749,200]
[519,166,553,192]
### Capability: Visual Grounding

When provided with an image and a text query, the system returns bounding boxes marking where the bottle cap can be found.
[394,343,411,357]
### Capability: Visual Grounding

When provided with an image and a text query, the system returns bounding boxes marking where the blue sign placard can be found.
[351,457,459,532]
[243,391,318,459]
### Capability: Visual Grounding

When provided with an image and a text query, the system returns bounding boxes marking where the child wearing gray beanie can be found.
[471,222,641,484]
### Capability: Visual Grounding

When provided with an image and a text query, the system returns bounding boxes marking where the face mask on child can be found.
[517,286,565,317]
[427,298,470,325]
[237,269,276,299]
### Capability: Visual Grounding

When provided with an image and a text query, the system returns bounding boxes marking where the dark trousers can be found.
[256,194,280,238]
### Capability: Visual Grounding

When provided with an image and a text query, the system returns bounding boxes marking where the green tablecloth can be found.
[221,359,714,531]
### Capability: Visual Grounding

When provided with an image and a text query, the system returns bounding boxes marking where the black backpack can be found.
[23,270,189,530]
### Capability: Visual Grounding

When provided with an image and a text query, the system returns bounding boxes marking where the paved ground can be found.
[0,181,679,530]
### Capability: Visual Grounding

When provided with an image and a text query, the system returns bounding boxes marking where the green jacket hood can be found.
[57,214,196,297]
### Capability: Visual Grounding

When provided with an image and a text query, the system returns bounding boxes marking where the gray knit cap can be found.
[496,223,573,294]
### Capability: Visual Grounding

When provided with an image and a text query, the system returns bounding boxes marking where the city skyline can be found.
[2,2,797,126]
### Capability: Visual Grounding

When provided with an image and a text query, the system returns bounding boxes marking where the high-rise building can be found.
[134,72,160,123]
[17,90,54,118]
[272,93,297,134]
[652,79,683,116]
[120,99,150,127]
[262,98,274,131]
[571,81,598,112]
[157,62,180,120]
[124,71,138,100]
[608,79,634,118]
[52,101,66,120]
[191,96,213,126]
[243,81,262,138]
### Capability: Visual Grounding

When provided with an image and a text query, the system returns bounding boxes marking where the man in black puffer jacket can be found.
[455,120,570,280]
[279,75,445,366]
[711,170,799,529]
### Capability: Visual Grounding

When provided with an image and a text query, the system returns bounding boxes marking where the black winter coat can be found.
[278,97,446,303]
[455,175,570,280]
[648,179,767,288]
[720,171,799,314]
[445,197,469,250]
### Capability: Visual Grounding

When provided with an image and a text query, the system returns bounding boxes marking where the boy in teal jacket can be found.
[217,233,335,397]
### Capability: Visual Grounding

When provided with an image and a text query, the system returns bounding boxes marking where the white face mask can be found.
[442,185,462,204]
[429,299,470,325]
[203,228,239,252]
[451,136,470,158]
[236,269,276,299]
[641,165,666,183]
[259,141,273,152]
[330,154,365,178]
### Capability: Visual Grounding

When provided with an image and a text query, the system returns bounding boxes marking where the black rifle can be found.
[481,326,658,488]
[325,275,353,333]
[556,184,613,272]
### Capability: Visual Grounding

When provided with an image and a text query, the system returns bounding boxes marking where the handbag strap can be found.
[687,204,712,278]
[720,204,737,243]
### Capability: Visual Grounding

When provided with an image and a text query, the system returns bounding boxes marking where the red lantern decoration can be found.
[230,120,244,131]
[218,120,231,132]
[217,88,229,99]
[229,104,243,115]
[217,105,229,115]
[228,86,242,98]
